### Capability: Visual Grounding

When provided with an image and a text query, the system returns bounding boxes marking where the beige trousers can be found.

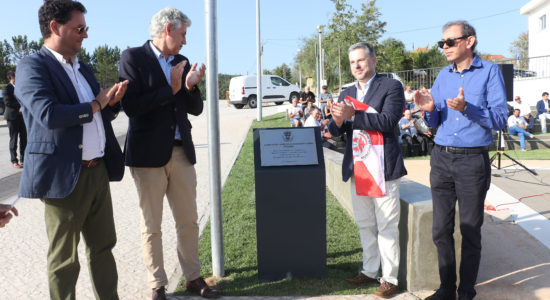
[350,176,401,286]
[130,146,201,288]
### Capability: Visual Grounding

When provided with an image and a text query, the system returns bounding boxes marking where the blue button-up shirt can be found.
[425,55,508,147]
[149,42,182,140]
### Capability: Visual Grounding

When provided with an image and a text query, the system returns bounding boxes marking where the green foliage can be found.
[0,41,13,83]
[376,38,411,72]
[271,63,294,83]
[409,45,446,69]
[77,47,92,65]
[509,31,528,69]
[90,45,121,88]
[10,35,42,64]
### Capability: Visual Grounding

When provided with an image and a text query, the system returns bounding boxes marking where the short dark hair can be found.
[443,20,477,52]
[543,92,549,97]
[322,85,328,89]
[39,0,86,39]
[6,71,15,81]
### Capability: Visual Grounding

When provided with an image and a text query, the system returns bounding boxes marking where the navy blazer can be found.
[536,99,549,118]
[14,47,124,199]
[328,74,407,182]
[3,83,21,121]
[119,41,203,167]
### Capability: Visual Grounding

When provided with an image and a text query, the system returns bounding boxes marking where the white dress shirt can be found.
[45,46,105,160]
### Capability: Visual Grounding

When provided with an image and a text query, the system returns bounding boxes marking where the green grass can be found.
[174,112,377,296]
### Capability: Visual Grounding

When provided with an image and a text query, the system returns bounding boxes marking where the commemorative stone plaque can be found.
[253,127,326,280]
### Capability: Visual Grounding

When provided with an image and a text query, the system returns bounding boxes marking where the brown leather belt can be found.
[82,157,102,168]
[174,139,183,146]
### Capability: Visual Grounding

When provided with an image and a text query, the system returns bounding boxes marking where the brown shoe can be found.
[345,272,378,285]
[375,281,399,298]
[185,277,221,298]
[152,286,166,300]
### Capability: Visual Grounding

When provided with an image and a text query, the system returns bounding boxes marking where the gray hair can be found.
[443,20,477,51]
[348,42,375,57]
[149,7,191,38]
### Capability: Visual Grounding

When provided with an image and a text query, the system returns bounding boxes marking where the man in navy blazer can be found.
[2,70,27,168]
[328,42,406,298]
[119,7,219,300]
[536,92,550,133]
[14,1,127,299]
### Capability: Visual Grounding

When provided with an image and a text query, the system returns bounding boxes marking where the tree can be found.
[509,31,528,69]
[10,35,41,64]
[410,45,446,69]
[296,0,387,90]
[90,45,120,88]
[0,40,13,84]
[271,63,293,82]
[77,47,92,65]
[375,38,411,73]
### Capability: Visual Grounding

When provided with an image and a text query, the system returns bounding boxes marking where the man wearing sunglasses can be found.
[414,21,508,300]
[14,1,128,298]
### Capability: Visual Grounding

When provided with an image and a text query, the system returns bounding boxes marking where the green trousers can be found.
[43,159,119,300]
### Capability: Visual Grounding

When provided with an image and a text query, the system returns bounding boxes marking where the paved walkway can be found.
[0,102,287,299]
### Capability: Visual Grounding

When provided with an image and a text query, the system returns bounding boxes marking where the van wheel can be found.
[248,95,257,108]
[233,104,244,109]
[275,101,283,105]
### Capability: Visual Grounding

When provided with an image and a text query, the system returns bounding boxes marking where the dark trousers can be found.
[430,146,491,300]
[402,134,427,156]
[43,159,119,300]
[7,114,27,163]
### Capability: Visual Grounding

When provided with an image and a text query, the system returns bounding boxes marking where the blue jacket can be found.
[328,75,407,182]
[536,99,549,118]
[15,47,124,199]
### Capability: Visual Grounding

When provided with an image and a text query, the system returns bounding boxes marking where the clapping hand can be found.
[413,87,435,112]
[446,88,467,112]
[0,204,18,228]
[185,62,206,91]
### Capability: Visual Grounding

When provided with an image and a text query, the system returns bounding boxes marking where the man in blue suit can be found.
[15,1,127,299]
[536,92,550,133]
[119,7,218,300]
[328,42,407,298]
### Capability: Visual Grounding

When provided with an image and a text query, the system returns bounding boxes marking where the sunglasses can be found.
[75,25,89,35]
[437,35,470,48]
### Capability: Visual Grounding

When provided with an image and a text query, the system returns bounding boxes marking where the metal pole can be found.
[205,0,224,278]
[297,49,302,89]
[338,44,342,93]
[315,43,320,107]
[256,0,262,121]
[316,26,323,106]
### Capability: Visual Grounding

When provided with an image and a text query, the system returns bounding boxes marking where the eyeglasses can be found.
[75,25,89,35]
[437,35,470,48]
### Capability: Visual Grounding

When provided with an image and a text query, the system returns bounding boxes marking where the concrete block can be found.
[323,148,462,292]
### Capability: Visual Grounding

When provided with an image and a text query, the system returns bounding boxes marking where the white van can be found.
[229,74,300,109]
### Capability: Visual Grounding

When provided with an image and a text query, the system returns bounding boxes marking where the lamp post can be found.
[297,49,302,89]
[317,25,324,106]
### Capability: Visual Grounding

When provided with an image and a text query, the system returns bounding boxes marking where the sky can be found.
[0,0,529,76]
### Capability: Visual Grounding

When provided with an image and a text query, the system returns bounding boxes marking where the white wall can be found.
[513,77,550,106]
[525,1,550,58]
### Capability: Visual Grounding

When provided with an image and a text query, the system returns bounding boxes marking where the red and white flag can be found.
[345,96,386,197]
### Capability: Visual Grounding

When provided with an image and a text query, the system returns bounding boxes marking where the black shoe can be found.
[152,286,166,300]
[425,291,456,300]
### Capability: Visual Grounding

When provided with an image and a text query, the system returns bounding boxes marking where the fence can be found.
[390,54,550,90]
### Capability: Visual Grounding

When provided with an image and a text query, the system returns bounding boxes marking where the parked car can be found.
[514,69,537,78]
[229,74,300,109]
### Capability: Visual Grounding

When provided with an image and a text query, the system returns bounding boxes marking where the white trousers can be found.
[350,176,400,285]
[539,112,550,133]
